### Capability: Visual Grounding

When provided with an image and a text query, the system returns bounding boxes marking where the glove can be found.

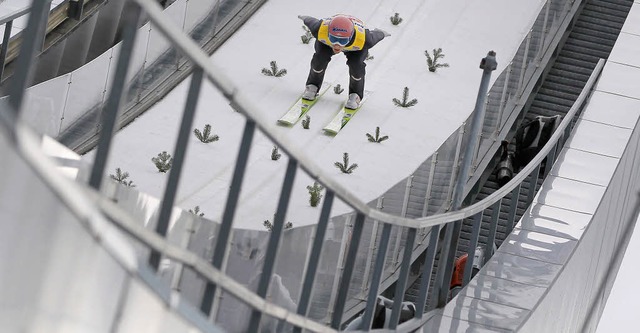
[298,15,311,21]
[373,28,391,37]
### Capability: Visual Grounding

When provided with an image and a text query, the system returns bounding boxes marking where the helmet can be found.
[328,15,354,46]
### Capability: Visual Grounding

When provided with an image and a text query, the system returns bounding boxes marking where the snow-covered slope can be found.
[90,0,545,230]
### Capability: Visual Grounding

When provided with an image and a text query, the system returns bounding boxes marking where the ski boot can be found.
[345,93,361,110]
[302,84,318,101]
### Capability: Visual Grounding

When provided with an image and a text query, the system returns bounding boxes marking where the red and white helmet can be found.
[328,15,354,46]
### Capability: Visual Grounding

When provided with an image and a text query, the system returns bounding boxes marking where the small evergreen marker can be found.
[263,220,293,231]
[261,60,287,77]
[301,115,311,129]
[425,48,450,72]
[271,146,282,160]
[335,152,358,174]
[306,182,324,207]
[189,206,205,217]
[390,13,403,25]
[194,124,219,143]
[152,151,173,173]
[366,127,389,143]
[110,167,135,187]
[393,87,418,107]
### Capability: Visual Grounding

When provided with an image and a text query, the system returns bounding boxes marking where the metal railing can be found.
[0,0,608,332]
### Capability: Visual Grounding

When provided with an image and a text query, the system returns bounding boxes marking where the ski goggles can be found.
[328,33,350,46]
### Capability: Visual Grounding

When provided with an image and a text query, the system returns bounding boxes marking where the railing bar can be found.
[248,159,298,332]
[506,184,521,235]
[326,215,352,322]
[389,227,417,329]
[200,119,256,315]
[485,199,501,258]
[331,213,365,329]
[87,2,141,190]
[495,63,512,135]
[526,163,541,207]
[433,219,461,307]
[417,226,439,314]
[361,197,384,295]
[445,125,466,208]
[422,153,438,218]
[392,226,404,267]
[517,30,532,93]
[8,0,51,113]
[543,140,558,178]
[149,67,204,270]
[0,20,13,80]
[294,191,335,332]
[360,223,392,330]
[463,212,483,285]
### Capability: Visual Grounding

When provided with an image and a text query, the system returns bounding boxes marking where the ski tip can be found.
[323,128,338,136]
[277,119,294,126]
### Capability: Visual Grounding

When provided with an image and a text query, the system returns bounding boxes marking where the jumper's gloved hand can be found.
[298,15,311,21]
[373,28,391,37]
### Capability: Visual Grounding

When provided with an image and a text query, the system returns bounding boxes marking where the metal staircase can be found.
[403,0,634,309]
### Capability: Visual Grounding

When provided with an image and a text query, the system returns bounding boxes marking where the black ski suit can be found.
[301,16,387,99]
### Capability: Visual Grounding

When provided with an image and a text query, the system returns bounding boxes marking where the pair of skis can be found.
[277,84,369,135]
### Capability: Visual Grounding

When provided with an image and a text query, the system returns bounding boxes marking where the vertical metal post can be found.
[506,184,521,235]
[361,197,384,294]
[360,223,392,330]
[517,31,532,93]
[0,20,13,80]
[170,216,196,291]
[485,200,501,257]
[472,95,490,171]
[200,119,256,315]
[463,212,483,285]
[149,68,204,270]
[539,1,551,59]
[544,141,558,178]
[294,191,335,333]
[400,175,413,217]
[526,164,542,206]
[248,159,298,332]
[418,225,440,315]
[326,215,352,322]
[495,63,512,136]
[88,2,141,190]
[435,51,497,307]
[419,154,438,245]
[331,213,365,329]
[8,0,52,114]
[389,228,417,329]
[446,125,466,208]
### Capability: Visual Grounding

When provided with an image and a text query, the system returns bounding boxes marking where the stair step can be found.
[554,54,597,69]
[557,49,602,64]
[545,73,590,89]
[552,62,596,76]
[548,67,592,82]
[587,0,633,13]
[561,44,613,59]
[535,92,576,107]
[538,86,580,101]
[577,12,627,29]
[573,20,625,36]
[564,38,615,54]
[568,31,616,48]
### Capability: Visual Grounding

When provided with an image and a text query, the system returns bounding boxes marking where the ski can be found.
[322,91,371,135]
[277,84,333,125]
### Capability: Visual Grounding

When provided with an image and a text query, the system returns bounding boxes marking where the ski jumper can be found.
[301,15,387,99]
